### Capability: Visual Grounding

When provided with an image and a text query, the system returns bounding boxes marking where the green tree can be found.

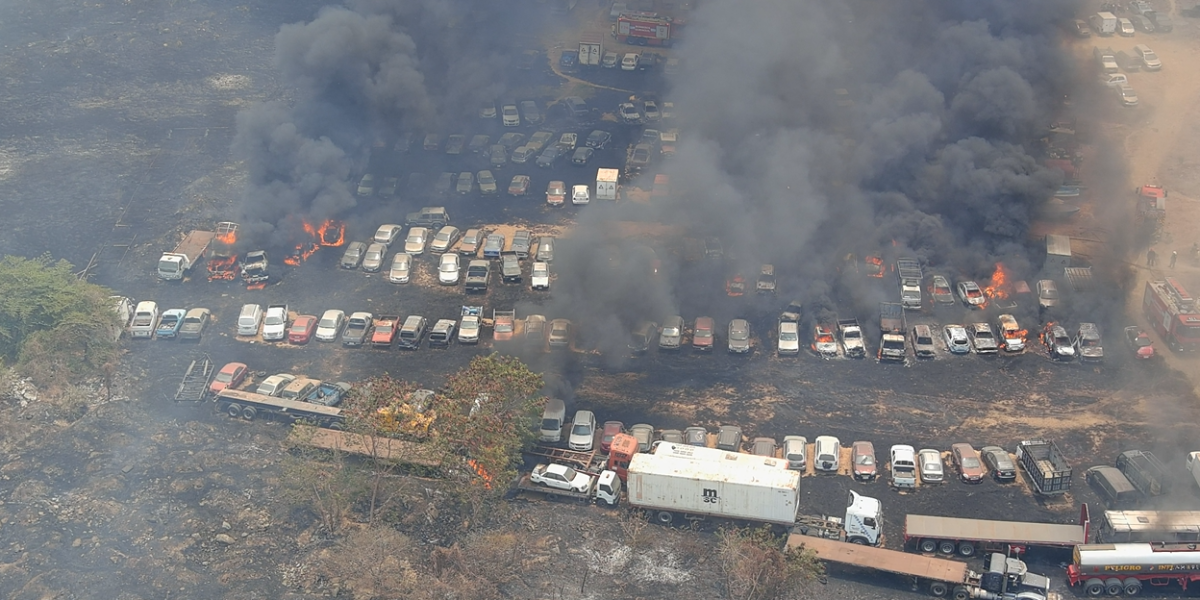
[0,254,122,386]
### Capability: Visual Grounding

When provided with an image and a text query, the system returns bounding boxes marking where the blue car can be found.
[156,308,186,339]
[559,50,578,73]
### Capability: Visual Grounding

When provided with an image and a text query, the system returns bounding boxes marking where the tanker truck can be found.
[1068,542,1200,596]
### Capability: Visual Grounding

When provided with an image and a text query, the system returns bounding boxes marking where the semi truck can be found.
[1116,449,1169,496]
[1143,278,1200,351]
[578,36,602,66]
[596,168,619,201]
[157,229,217,280]
[614,13,674,46]
[904,506,1090,557]
[792,536,1054,600]
[897,258,924,309]
[1016,440,1072,496]
[1096,510,1200,543]
[879,302,906,361]
[837,318,866,358]
[206,222,240,281]
[1068,542,1200,596]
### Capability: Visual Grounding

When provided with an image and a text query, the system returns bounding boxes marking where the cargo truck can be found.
[1116,449,1169,496]
[1016,440,1072,495]
[595,168,619,200]
[158,230,217,280]
[1096,510,1200,543]
[897,258,923,309]
[1068,542,1200,596]
[1143,278,1200,351]
[614,13,674,46]
[578,36,602,66]
[904,505,1090,557]
[792,535,1054,600]
[879,302,906,361]
[837,318,866,358]
[1090,12,1118,35]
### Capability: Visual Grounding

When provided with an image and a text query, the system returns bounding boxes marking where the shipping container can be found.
[1016,440,1072,495]
[626,451,800,526]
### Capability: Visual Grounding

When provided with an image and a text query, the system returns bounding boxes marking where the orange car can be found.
[726,274,746,296]
[209,362,248,394]
[951,443,986,483]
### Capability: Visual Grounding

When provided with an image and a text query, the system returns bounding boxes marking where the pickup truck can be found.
[837,318,866,358]
[501,252,522,283]
[878,303,906,361]
[531,261,550,290]
[342,312,373,346]
[261,304,289,341]
[458,306,482,344]
[372,316,399,347]
[156,309,186,338]
[465,259,490,293]
[429,319,456,347]
[304,382,352,407]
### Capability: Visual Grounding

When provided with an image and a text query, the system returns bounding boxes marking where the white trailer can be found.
[626,451,801,526]
[578,36,602,66]
[596,168,619,201]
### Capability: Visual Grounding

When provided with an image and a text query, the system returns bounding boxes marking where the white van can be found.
[237,303,264,336]
[539,398,567,442]
[814,435,841,472]
[129,301,160,339]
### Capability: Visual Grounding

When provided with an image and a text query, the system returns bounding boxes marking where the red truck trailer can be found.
[615,13,674,46]
[905,504,1090,557]
[1143,278,1200,351]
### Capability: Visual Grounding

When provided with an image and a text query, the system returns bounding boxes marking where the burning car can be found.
[726,273,746,296]
[996,315,1026,353]
[957,280,986,308]
[1042,323,1076,360]
[812,325,838,356]
[1124,325,1155,359]
[929,275,955,305]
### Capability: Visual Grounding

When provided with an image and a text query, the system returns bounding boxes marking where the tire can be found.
[1105,578,1123,596]
[956,542,975,557]
[1123,578,1142,596]
[938,540,957,555]
[952,585,969,600]
[1085,578,1105,596]
[929,581,949,597]
[241,406,257,421]
[849,537,867,545]
[226,403,241,418]
[655,511,673,525]
[919,539,938,553]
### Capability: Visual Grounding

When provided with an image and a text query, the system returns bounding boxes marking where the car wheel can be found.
[242,406,257,421]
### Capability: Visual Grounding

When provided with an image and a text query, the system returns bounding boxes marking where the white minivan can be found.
[539,398,567,443]
[237,303,264,337]
[129,301,160,339]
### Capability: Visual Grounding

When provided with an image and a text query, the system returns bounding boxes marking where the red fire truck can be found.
[1143,278,1200,351]
[615,13,675,46]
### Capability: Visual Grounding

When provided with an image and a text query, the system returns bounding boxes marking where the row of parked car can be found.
[205,361,352,407]
[547,406,1021,487]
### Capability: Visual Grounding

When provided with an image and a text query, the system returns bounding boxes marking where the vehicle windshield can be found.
[780,330,798,342]
[571,423,591,436]
[376,325,392,335]
[962,457,981,469]
[695,328,712,338]
[967,288,982,298]
[1042,288,1059,299]
[857,455,874,465]
[1133,335,1151,347]
[542,418,559,430]
[215,371,235,383]
[290,322,308,333]
[731,328,748,340]
[663,326,679,336]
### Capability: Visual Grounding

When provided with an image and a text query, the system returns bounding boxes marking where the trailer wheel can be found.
[938,541,956,555]
[929,581,949,597]
[241,406,257,421]
[1122,578,1141,596]
[956,542,975,557]
[226,403,241,418]
[655,511,673,525]
[952,585,969,600]
[1084,578,1105,596]
[1105,578,1123,596]
[919,539,938,553]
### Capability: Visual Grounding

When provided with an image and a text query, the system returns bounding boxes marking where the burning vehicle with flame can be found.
[206,222,240,281]
[285,219,346,267]
[996,315,1026,353]
[812,324,839,357]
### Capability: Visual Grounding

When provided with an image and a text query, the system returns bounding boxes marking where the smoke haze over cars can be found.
[232,0,1082,351]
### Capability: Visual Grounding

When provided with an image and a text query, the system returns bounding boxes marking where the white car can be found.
[943,324,970,354]
[501,103,520,127]
[373,224,402,247]
[918,448,944,483]
[315,309,346,341]
[531,261,550,290]
[529,463,593,493]
[777,321,800,355]
[621,53,639,71]
[814,435,841,472]
[389,252,412,284]
[571,184,590,205]
[429,226,461,253]
[256,373,296,397]
[438,253,460,285]
[261,305,289,341]
[404,227,429,255]
[643,100,660,121]
[957,281,986,308]
[568,410,596,451]
[1099,72,1128,88]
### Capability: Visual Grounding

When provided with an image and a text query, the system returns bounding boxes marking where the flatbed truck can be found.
[158,230,216,280]
[789,535,1054,600]
[904,505,1090,557]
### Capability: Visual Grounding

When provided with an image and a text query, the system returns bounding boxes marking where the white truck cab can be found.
[594,469,622,506]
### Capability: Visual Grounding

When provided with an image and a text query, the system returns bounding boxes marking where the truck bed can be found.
[789,535,968,583]
[905,514,1086,547]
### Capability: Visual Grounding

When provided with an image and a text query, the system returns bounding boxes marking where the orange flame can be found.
[318,220,345,247]
[284,242,318,266]
[207,255,239,281]
[865,255,884,278]
[467,459,493,489]
[216,229,237,246]
[246,282,266,291]
[983,262,1012,300]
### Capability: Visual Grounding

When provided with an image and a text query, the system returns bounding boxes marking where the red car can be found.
[288,315,318,344]
[851,441,877,481]
[601,421,625,453]
[692,317,715,351]
[1124,326,1155,359]
[209,362,248,394]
